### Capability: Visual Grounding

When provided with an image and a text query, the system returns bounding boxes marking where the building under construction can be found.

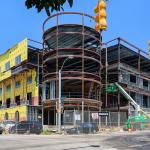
[42,12,102,125]
[41,12,150,125]
[101,38,150,114]
[0,12,150,126]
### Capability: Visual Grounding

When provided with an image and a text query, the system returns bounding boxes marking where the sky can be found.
[0,0,150,54]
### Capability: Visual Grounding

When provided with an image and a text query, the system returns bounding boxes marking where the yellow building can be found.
[0,39,42,122]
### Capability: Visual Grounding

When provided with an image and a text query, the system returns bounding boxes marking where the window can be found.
[27,76,32,84]
[130,92,136,99]
[27,92,32,105]
[5,61,10,71]
[0,88,2,94]
[5,112,9,120]
[6,85,11,91]
[143,95,148,108]
[15,55,21,65]
[130,74,136,83]
[15,111,19,122]
[6,98,11,108]
[15,96,20,106]
[16,81,21,88]
[143,79,148,87]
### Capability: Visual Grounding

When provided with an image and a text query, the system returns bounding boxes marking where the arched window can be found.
[5,112,9,120]
[15,111,19,122]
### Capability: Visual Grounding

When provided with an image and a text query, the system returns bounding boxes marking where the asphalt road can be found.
[0,131,150,150]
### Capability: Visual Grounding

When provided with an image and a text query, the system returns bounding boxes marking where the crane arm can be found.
[114,82,140,111]
[114,82,150,119]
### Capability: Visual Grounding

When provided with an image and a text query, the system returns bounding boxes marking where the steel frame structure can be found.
[102,37,150,113]
[41,12,150,126]
[41,12,103,125]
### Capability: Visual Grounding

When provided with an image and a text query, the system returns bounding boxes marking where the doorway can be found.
[44,108,55,125]
[15,111,19,122]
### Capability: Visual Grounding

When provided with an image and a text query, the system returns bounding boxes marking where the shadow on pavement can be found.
[63,145,100,150]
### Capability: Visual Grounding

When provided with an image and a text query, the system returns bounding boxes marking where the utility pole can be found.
[58,56,74,134]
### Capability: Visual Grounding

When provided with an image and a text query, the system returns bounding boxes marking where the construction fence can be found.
[1,111,150,134]
[63,110,150,134]
[63,110,128,134]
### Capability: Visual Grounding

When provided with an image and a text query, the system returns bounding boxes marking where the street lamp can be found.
[58,56,74,133]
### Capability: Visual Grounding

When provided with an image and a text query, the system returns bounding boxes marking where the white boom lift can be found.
[114,82,150,119]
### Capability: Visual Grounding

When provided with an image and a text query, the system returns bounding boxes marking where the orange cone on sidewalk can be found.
[128,128,132,133]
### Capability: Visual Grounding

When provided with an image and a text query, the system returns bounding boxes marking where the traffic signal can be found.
[148,41,150,57]
[94,0,107,31]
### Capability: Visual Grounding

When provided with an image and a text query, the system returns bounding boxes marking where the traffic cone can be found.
[128,128,132,133]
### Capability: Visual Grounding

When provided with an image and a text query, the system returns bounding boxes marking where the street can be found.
[0,131,150,150]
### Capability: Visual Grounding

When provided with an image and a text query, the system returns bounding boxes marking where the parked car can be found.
[81,122,99,133]
[0,126,3,134]
[0,121,16,129]
[66,123,99,134]
[9,121,42,134]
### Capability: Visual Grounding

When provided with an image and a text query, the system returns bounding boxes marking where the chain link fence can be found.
[1,111,150,134]
[63,110,128,134]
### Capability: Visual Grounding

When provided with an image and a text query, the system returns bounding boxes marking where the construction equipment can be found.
[107,82,150,118]
[114,82,150,119]
[107,82,150,130]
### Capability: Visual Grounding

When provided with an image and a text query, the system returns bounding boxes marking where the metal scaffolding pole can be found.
[99,30,102,127]
[81,14,85,124]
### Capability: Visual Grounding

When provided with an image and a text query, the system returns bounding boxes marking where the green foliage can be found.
[25,0,74,16]
[41,129,52,135]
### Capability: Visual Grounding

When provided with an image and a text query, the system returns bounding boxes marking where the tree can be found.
[25,0,74,16]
